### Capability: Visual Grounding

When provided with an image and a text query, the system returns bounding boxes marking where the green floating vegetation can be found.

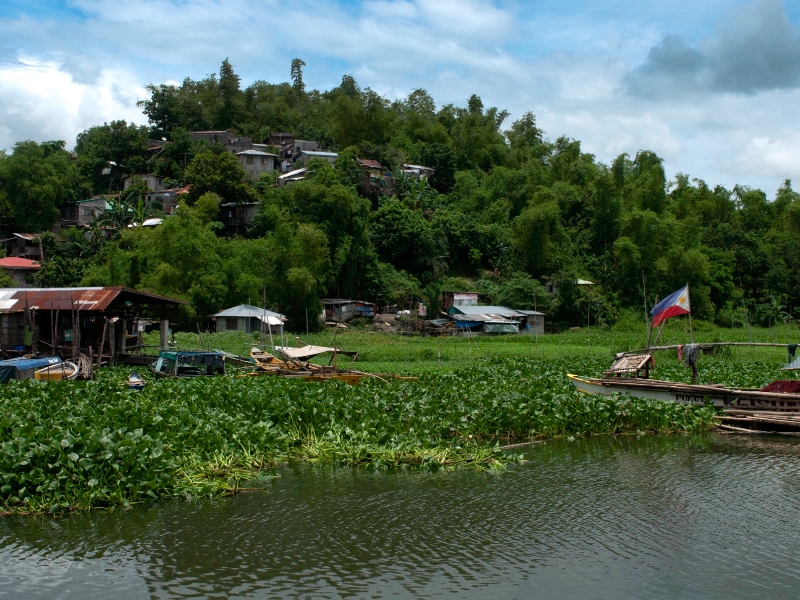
[0,356,717,515]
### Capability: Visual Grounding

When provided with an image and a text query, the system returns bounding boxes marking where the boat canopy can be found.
[0,356,62,384]
[277,345,358,361]
[783,356,800,370]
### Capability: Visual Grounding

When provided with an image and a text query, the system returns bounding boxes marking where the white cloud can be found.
[740,131,800,179]
[0,0,799,196]
[0,59,146,150]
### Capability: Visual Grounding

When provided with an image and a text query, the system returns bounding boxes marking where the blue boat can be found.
[127,372,146,390]
[151,351,226,377]
[0,356,62,384]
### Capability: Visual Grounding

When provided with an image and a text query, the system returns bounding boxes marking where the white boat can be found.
[34,361,80,381]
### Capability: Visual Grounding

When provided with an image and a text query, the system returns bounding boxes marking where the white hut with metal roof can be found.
[210,304,286,334]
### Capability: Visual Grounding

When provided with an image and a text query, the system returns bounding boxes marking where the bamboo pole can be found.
[619,341,795,357]
[688,283,694,343]
[97,318,108,369]
[642,271,651,348]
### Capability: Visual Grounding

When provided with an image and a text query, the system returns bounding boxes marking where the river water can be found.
[1,434,799,599]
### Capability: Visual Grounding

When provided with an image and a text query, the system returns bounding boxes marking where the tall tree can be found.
[0,140,82,232]
[291,58,306,97]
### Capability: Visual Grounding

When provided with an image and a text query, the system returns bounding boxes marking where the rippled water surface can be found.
[2,434,800,598]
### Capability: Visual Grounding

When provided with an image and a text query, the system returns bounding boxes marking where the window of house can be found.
[260,157,266,165]
[246,155,254,165]
[225,318,238,330]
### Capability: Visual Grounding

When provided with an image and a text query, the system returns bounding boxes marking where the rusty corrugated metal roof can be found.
[0,287,186,312]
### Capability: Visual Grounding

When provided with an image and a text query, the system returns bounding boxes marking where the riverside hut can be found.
[210,304,286,334]
[0,287,186,363]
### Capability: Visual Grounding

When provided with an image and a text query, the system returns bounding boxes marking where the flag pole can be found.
[687,282,694,344]
[643,271,652,349]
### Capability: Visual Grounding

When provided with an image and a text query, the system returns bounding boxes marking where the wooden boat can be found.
[0,356,63,383]
[569,353,800,413]
[248,344,416,384]
[151,350,226,377]
[250,347,286,369]
[34,361,80,381]
[127,372,146,391]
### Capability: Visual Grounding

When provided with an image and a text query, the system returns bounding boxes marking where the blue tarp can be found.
[0,356,62,383]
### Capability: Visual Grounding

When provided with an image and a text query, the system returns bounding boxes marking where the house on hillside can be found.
[0,258,40,287]
[145,188,180,214]
[6,234,42,261]
[237,150,277,179]
[220,202,260,235]
[210,304,286,334]
[190,130,254,154]
[56,197,110,230]
[403,164,435,180]
[358,158,392,199]
[294,150,338,167]
[268,132,293,147]
[123,174,167,193]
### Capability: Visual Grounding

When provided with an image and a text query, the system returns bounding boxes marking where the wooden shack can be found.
[0,287,186,364]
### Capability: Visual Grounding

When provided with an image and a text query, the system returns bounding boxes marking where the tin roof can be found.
[299,151,339,158]
[449,305,524,317]
[211,304,286,320]
[0,257,40,270]
[358,158,382,169]
[238,150,277,157]
[278,168,307,179]
[0,287,186,312]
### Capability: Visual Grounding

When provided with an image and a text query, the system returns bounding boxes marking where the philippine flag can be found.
[650,284,690,327]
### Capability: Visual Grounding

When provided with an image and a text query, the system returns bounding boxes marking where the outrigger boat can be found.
[248,344,416,384]
[569,353,800,413]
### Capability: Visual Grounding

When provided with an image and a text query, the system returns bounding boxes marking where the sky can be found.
[1,0,800,195]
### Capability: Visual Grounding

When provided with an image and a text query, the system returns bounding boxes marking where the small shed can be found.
[321,299,377,323]
[210,305,286,334]
[442,291,479,311]
[517,310,545,335]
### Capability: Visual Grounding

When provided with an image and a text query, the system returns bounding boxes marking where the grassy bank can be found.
[2,326,793,515]
[152,322,796,373]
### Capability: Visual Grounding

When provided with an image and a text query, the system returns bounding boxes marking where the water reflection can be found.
[2,434,800,598]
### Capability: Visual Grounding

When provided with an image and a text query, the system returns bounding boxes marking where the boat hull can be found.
[568,374,800,412]
[34,362,79,381]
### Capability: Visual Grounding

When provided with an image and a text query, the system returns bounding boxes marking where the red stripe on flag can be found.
[652,305,689,327]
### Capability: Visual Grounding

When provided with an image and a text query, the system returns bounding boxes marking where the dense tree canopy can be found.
[2,59,800,330]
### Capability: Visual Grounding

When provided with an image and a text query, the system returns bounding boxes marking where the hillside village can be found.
[0,126,545,341]
[1,59,798,342]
